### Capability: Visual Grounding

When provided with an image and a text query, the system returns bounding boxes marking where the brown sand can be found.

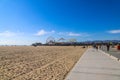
[0,46,87,80]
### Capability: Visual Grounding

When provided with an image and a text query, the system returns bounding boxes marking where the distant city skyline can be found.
[0,0,120,45]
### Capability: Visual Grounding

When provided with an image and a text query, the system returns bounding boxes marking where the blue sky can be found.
[0,0,120,45]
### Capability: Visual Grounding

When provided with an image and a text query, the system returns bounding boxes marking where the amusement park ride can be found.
[32,36,120,48]
[46,36,55,45]
[46,36,77,45]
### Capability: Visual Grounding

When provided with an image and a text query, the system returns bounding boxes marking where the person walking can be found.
[96,45,98,50]
[106,43,110,51]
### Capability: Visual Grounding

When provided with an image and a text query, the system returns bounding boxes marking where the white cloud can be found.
[0,31,16,37]
[108,30,120,34]
[58,32,89,37]
[36,29,47,36]
[68,32,81,36]
[51,30,55,33]
[0,31,24,37]
[35,29,55,36]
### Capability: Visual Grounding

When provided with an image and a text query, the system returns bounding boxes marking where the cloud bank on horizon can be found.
[0,29,120,45]
[35,29,89,37]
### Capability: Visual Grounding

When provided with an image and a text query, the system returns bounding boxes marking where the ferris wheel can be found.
[46,36,55,44]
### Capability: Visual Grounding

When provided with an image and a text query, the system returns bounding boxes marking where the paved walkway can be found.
[100,46,120,60]
[65,48,120,80]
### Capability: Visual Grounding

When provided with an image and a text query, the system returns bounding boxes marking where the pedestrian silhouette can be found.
[106,43,110,51]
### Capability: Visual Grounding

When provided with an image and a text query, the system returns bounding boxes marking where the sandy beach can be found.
[0,46,87,80]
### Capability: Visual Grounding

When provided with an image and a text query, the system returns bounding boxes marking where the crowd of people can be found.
[92,43,111,51]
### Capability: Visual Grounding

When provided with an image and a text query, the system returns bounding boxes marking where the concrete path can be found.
[100,46,120,60]
[65,48,120,80]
